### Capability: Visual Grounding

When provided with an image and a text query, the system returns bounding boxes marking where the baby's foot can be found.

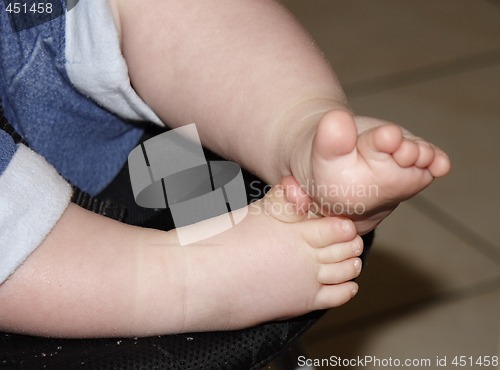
[175,179,363,332]
[304,110,451,234]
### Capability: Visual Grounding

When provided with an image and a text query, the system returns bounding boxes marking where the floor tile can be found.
[282,0,500,86]
[302,286,500,369]
[348,64,500,250]
[487,0,500,8]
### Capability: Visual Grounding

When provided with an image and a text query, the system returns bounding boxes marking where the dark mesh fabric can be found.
[0,311,325,369]
[0,120,374,369]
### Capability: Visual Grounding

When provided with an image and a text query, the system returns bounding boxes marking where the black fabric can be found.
[0,120,374,369]
[71,188,127,223]
[0,312,328,370]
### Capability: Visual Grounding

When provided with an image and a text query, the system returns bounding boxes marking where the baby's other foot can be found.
[307,110,451,234]
[178,178,363,332]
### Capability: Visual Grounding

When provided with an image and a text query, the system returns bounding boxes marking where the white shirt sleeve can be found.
[0,144,72,284]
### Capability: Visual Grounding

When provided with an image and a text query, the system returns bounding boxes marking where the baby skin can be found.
[149,179,363,334]
[0,117,449,338]
[288,110,451,235]
[2,109,451,337]
[0,177,362,338]
[0,114,449,338]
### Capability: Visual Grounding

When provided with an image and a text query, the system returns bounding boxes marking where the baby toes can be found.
[262,181,310,223]
[302,217,357,248]
[392,138,420,167]
[429,147,452,177]
[314,281,359,309]
[316,236,363,263]
[414,140,436,169]
[279,175,312,216]
[317,258,362,285]
[367,124,404,156]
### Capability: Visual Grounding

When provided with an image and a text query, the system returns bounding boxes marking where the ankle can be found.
[272,99,350,177]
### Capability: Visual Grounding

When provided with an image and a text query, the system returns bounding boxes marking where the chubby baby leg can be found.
[173,177,363,332]
[0,177,363,338]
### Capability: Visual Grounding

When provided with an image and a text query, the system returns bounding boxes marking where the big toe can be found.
[280,175,312,215]
[263,177,312,223]
[313,110,358,159]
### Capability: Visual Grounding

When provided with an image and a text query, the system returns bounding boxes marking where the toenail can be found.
[341,220,353,234]
[352,240,361,254]
[354,259,362,272]
[351,287,358,297]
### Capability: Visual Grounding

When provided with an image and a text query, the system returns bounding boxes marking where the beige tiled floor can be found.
[265,1,500,369]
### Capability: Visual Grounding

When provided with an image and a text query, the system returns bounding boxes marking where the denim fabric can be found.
[0,0,143,195]
[0,129,17,175]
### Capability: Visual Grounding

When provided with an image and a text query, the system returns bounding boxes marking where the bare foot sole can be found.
[295,110,451,234]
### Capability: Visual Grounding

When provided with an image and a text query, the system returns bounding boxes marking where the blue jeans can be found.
[0,0,143,195]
